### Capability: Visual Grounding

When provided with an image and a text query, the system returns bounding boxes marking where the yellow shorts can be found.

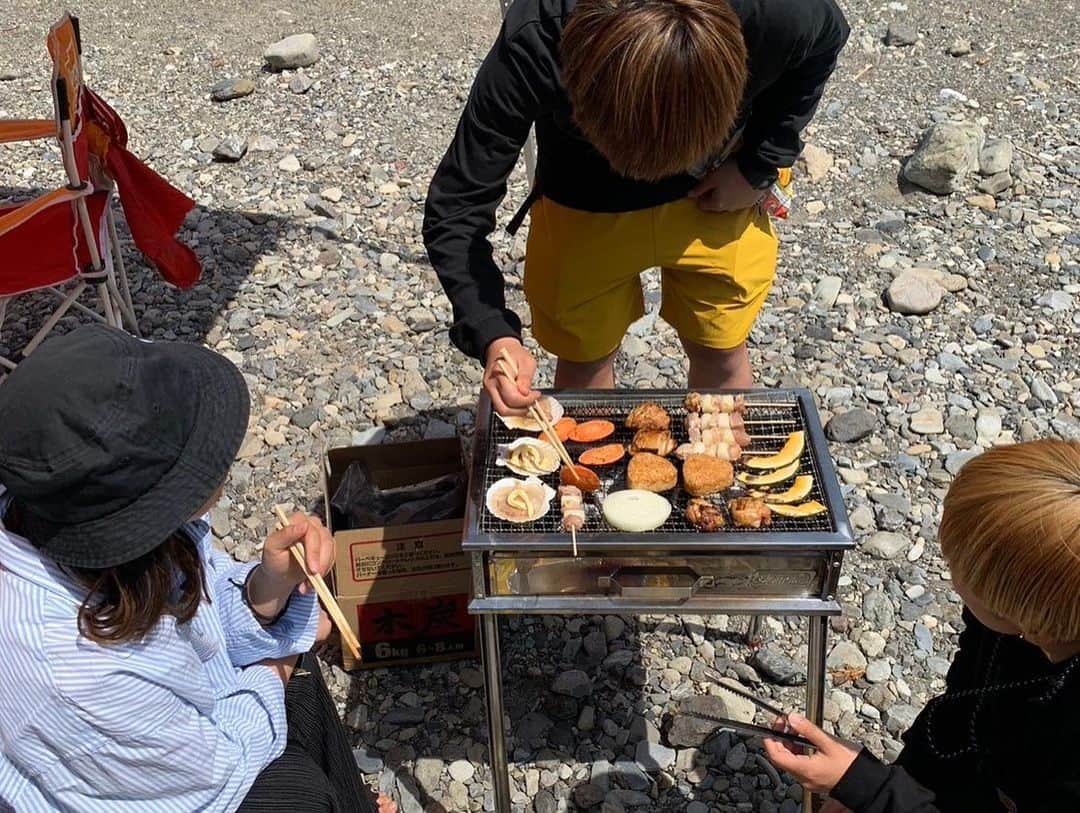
[523,196,779,363]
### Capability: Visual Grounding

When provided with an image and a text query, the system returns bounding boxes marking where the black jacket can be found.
[422,0,850,361]
[833,610,1080,812]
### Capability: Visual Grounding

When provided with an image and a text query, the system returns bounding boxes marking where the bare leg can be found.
[682,338,753,389]
[555,348,619,389]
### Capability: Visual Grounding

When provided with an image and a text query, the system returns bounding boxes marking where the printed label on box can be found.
[355,594,475,663]
[348,532,469,583]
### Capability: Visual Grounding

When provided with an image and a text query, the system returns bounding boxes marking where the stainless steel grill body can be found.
[464,388,853,813]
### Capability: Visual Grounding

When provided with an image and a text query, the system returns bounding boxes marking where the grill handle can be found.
[597,566,714,601]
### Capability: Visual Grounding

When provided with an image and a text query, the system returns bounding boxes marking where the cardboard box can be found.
[324,438,477,670]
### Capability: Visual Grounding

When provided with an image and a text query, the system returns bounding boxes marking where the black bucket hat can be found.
[0,325,250,568]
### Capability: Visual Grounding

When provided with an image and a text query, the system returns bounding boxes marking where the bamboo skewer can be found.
[273,505,362,662]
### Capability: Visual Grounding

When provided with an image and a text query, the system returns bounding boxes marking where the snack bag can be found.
[760,167,794,219]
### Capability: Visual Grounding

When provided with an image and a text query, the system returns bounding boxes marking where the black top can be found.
[833,610,1080,812]
[422,0,850,360]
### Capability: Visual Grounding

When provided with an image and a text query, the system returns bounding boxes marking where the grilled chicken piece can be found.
[686,498,725,531]
[558,484,585,532]
[625,401,671,431]
[675,441,742,462]
[630,429,678,457]
[685,393,746,414]
[728,497,772,529]
[687,412,745,432]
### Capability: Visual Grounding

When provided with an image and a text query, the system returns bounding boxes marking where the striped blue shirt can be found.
[0,491,319,812]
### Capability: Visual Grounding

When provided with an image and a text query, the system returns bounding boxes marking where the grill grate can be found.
[477,391,837,538]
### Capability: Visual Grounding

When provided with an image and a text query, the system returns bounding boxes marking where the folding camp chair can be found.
[0,13,201,371]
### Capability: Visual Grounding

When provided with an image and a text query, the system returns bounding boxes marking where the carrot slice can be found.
[569,420,615,443]
[540,417,577,443]
[579,443,625,467]
[560,464,601,494]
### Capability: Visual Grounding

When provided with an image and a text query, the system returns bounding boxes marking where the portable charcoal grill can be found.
[464,388,854,813]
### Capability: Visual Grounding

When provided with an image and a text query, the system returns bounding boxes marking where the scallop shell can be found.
[496,437,560,477]
[496,396,565,433]
[486,477,557,524]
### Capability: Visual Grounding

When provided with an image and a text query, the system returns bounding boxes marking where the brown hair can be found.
[3,501,208,645]
[561,0,748,181]
[940,440,1080,641]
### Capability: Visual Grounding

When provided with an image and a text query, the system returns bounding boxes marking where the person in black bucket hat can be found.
[0,326,393,813]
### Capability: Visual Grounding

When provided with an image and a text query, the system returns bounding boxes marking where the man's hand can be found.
[762,713,860,794]
[248,512,335,622]
[690,160,766,213]
[484,337,540,416]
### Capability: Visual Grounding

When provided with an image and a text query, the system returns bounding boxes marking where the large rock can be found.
[909,406,945,435]
[798,143,834,183]
[863,531,910,560]
[666,693,754,747]
[886,270,945,315]
[826,408,878,443]
[264,33,319,71]
[751,647,807,686]
[884,21,918,46]
[903,122,985,194]
[826,641,868,671]
[552,669,592,698]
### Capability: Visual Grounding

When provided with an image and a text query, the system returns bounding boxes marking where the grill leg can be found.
[803,615,829,812]
[481,614,511,813]
[745,615,764,648]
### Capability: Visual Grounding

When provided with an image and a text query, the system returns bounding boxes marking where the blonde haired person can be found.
[423,0,849,414]
[764,439,1080,812]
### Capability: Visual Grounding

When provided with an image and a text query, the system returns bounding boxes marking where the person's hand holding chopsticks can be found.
[247,511,336,623]
[484,337,540,416]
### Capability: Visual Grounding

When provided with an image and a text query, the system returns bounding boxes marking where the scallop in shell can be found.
[496,437,560,477]
[496,395,565,433]
[486,477,556,524]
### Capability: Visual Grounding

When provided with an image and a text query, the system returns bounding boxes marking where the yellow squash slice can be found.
[743,431,806,470]
[766,500,827,518]
[737,459,799,488]
[758,475,814,504]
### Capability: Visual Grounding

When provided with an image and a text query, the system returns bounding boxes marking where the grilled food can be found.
[675,441,742,462]
[756,475,814,504]
[569,420,616,443]
[688,425,751,448]
[498,395,564,433]
[579,443,625,467]
[486,477,556,523]
[626,452,678,492]
[685,393,746,414]
[682,454,735,497]
[602,490,672,532]
[559,485,585,532]
[767,500,827,518]
[625,401,671,431]
[686,498,725,531]
[497,438,560,476]
[728,497,772,529]
[560,464,602,494]
[687,412,745,432]
[630,429,678,457]
[736,459,799,487]
[744,431,805,470]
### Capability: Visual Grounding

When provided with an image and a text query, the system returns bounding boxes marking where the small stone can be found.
[278,154,301,173]
[460,667,485,689]
[289,74,315,94]
[635,741,676,773]
[979,139,1014,176]
[910,407,944,435]
[1037,291,1073,312]
[827,641,868,671]
[1030,377,1058,406]
[946,449,981,475]
[886,271,945,315]
[806,200,827,215]
[612,760,651,791]
[264,33,319,71]
[605,616,627,640]
[884,21,918,46]
[799,143,835,182]
[406,307,437,333]
[827,408,878,443]
[886,703,920,735]
[976,412,1002,443]
[574,785,606,808]
[948,38,972,56]
[210,77,255,102]
[724,742,749,771]
[668,694,754,747]
[977,172,1013,195]
[859,631,887,658]
[352,747,383,774]
[866,660,892,683]
[813,275,843,308]
[291,407,319,429]
[553,670,592,699]
[212,137,247,163]
[448,759,474,783]
[864,531,910,560]
[966,193,996,211]
[864,591,896,630]
[751,647,806,686]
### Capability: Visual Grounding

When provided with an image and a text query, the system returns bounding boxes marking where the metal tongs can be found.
[677,664,813,749]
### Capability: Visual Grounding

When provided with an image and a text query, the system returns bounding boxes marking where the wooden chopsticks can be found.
[273,505,362,662]
[494,348,579,556]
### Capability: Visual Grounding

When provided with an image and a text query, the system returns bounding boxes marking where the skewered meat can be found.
[687,412,745,433]
[682,455,735,497]
[626,453,678,492]
[728,497,772,529]
[688,425,751,448]
[626,401,671,431]
[685,393,746,414]
[686,498,725,531]
[630,429,678,457]
[675,441,742,462]
[559,485,585,532]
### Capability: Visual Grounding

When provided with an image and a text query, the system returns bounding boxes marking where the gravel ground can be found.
[2,0,1078,810]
